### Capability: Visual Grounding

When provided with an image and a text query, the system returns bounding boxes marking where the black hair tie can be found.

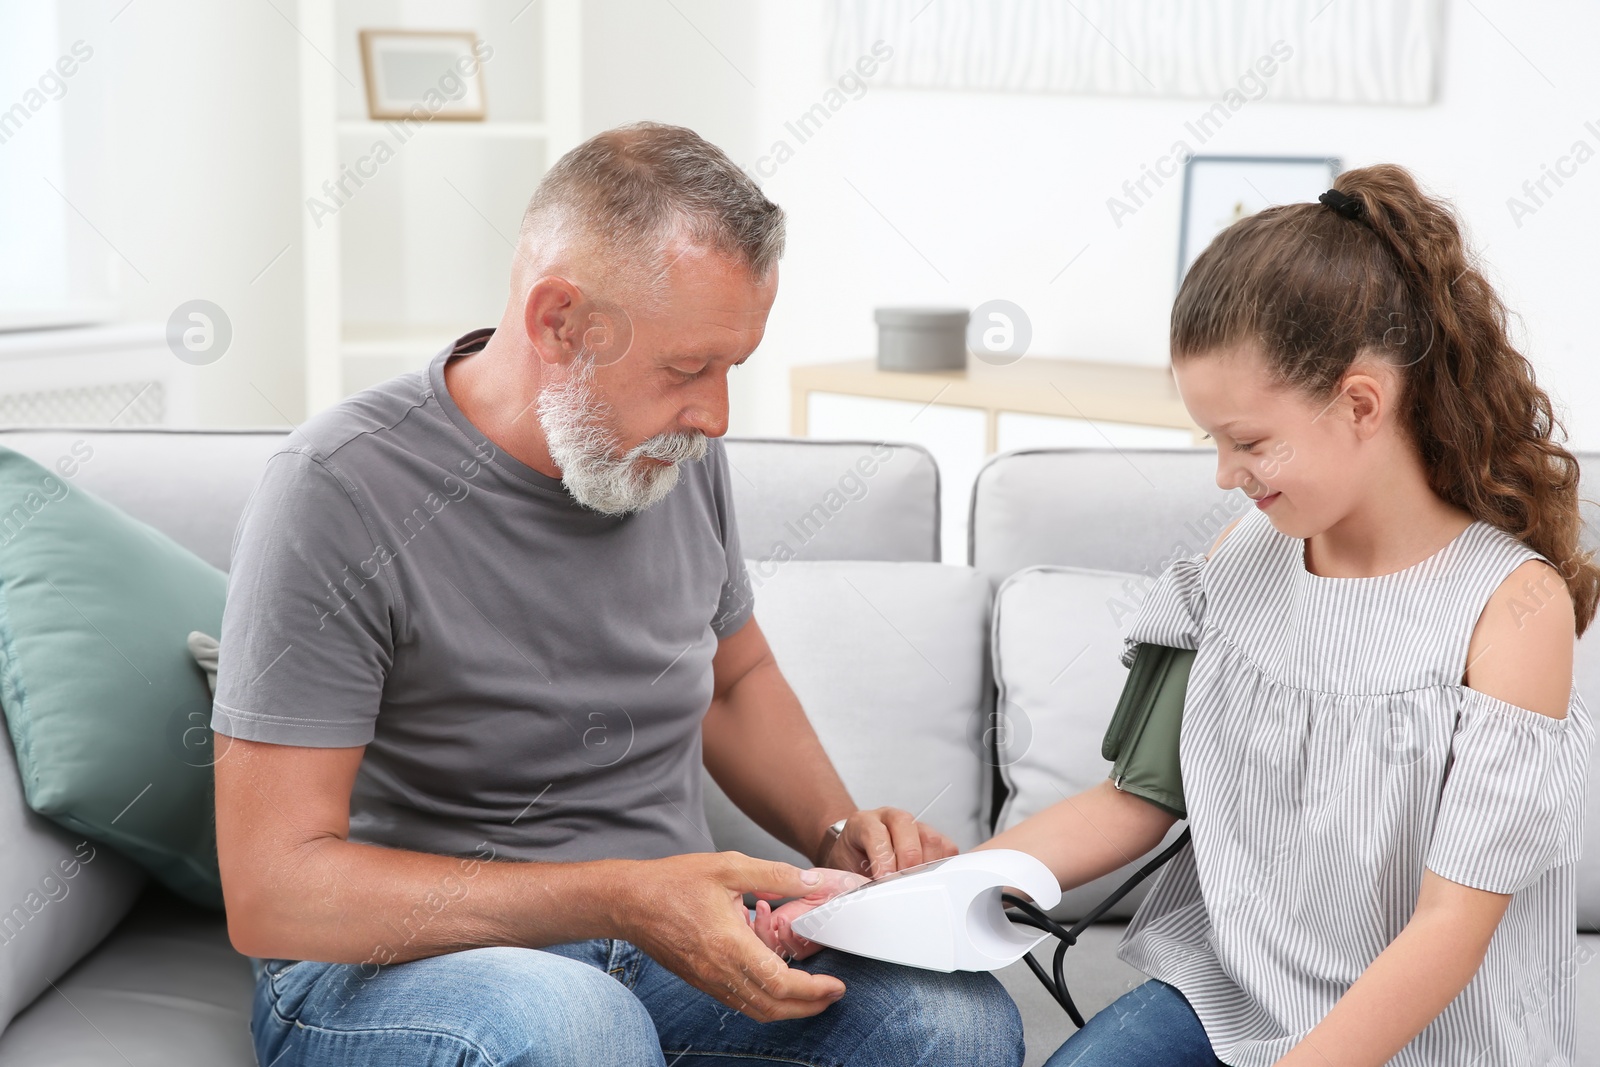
[1319,188,1365,221]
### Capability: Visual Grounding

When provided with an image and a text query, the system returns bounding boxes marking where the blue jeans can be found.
[1042,979,1224,1066]
[249,928,1024,1066]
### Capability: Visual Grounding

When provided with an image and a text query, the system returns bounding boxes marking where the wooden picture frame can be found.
[358,29,487,122]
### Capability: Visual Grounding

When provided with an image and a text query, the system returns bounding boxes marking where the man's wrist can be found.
[812,813,852,867]
[580,857,645,942]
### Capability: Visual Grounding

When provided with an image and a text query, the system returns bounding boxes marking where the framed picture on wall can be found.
[359,29,488,121]
[1177,155,1341,289]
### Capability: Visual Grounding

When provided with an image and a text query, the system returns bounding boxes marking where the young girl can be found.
[758,163,1597,1066]
[1004,163,1596,1065]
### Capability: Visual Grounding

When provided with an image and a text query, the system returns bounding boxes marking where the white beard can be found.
[536,359,708,515]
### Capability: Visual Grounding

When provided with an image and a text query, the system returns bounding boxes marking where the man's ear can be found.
[523,276,635,369]
[522,276,584,368]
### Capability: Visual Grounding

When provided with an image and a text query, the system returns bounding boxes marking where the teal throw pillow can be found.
[0,445,225,909]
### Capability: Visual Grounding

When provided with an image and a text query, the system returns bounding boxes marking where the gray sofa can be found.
[0,429,1594,1067]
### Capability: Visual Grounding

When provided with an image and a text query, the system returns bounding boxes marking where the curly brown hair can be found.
[1171,162,1599,636]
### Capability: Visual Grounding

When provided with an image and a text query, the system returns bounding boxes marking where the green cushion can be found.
[0,446,224,909]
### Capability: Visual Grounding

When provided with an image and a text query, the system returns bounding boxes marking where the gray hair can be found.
[519,121,785,307]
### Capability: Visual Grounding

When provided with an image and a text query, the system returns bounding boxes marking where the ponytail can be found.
[1173,163,1600,635]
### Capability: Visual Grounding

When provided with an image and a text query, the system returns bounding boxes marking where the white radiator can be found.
[0,323,191,427]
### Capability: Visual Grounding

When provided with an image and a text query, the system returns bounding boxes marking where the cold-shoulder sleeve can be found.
[1119,552,1208,669]
[1424,686,1596,895]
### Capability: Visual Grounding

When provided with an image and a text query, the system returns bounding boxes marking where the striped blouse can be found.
[1115,504,1595,1067]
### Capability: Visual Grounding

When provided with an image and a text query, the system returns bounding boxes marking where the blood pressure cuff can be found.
[1100,642,1193,819]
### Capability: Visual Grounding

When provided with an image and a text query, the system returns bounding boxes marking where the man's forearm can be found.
[701,659,855,865]
[228,833,632,965]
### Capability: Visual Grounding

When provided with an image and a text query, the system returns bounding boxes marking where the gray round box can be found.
[874,307,970,372]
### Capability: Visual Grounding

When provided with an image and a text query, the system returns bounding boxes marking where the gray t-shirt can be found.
[212,328,754,864]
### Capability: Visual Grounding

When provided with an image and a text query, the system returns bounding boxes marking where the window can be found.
[0,5,114,330]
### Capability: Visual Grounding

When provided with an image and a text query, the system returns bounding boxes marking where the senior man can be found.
[211,121,1023,1066]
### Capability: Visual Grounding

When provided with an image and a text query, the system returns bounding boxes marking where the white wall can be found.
[577,0,1600,449]
[37,2,1589,438]
[58,0,307,426]
[581,0,760,158]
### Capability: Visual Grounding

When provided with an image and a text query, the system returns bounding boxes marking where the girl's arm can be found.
[1273,872,1510,1067]
[973,519,1233,893]
[971,778,1178,894]
[754,777,1175,959]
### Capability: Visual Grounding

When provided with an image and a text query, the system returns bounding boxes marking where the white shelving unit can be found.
[297,0,581,412]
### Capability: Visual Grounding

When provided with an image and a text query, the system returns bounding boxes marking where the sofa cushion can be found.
[722,438,941,563]
[0,431,288,572]
[968,448,1241,585]
[990,565,1188,921]
[0,447,225,909]
[0,726,145,1039]
[0,885,254,1066]
[0,431,943,571]
[703,560,991,866]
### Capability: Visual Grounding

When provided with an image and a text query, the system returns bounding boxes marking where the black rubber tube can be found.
[1001,827,1191,1029]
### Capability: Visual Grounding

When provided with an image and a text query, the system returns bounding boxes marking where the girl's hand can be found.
[749,868,870,960]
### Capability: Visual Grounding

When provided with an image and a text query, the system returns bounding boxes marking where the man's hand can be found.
[750,867,869,961]
[613,850,849,1022]
[818,806,958,878]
